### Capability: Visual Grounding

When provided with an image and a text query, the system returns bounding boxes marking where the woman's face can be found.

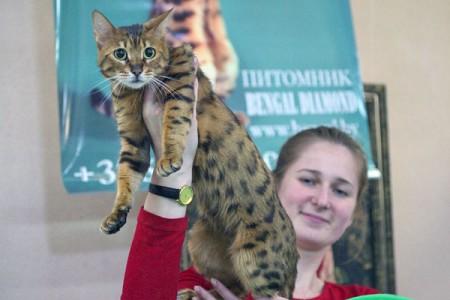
[277,141,360,251]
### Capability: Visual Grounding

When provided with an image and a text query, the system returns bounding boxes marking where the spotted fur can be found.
[92,9,298,299]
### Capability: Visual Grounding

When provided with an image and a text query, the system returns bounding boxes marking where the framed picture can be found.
[333,83,396,293]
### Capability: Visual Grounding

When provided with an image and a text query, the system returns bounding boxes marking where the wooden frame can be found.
[333,84,396,293]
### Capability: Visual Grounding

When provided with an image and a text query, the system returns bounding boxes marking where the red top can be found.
[122,207,379,300]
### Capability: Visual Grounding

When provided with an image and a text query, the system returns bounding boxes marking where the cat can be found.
[90,0,241,118]
[92,9,298,299]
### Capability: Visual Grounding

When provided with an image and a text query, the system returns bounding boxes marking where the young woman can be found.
[121,79,379,299]
[192,127,379,300]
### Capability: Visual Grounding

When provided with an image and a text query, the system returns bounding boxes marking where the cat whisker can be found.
[155,73,185,84]
[108,80,123,100]
[90,77,114,91]
[152,77,185,101]
[149,81,170,102]
[148,82,168,104]
[86,75,114,98]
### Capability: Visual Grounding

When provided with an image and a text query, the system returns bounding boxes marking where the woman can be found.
[190,127,378,300]
[121,81,379,299]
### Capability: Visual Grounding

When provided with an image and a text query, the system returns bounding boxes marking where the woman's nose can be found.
[312,186,331,209]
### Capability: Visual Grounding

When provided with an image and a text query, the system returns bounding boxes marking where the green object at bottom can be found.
[348,294,413,300]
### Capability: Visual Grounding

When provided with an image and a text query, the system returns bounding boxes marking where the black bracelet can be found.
[148,183,180,200]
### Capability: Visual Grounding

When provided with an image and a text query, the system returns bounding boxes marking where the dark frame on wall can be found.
[333,84,396,294]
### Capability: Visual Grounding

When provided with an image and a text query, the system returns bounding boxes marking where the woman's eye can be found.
[144,47,156,59]
[114,48,127,60]
[334,188,349,198]
[300,177,316,186]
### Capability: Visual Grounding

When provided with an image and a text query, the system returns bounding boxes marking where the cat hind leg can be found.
[230,225,285,298]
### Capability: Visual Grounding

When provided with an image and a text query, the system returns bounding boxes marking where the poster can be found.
[55,0,377,193]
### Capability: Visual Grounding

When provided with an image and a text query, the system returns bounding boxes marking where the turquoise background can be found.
[55,0,375,193]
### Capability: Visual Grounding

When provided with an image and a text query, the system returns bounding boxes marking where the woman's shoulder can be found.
[320,281,380,298]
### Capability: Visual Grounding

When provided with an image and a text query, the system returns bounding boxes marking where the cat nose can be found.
[130,65,143,77]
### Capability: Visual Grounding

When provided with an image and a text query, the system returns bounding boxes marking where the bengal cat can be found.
[92,9,298,299]
[90,0,240,117]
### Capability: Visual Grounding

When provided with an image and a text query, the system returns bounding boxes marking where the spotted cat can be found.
[92,9,298,299]
[90,0,239,117]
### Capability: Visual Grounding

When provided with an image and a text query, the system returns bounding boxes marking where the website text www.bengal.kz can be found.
[248,118,359,138]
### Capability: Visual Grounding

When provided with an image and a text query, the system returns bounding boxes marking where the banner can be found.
[55,0,377,193]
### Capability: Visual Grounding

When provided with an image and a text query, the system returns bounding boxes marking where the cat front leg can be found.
[156,99,194,177]
[156,45,197,177]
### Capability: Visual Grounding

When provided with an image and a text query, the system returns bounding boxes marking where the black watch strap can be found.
[148,183,179,199]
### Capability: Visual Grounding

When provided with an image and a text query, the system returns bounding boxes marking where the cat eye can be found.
[114,48,127,61]
[144,47,156,59]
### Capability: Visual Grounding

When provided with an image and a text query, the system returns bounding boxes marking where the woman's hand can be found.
[142,79,199,185]
[192,279,288,300]
[193,279,239,300]
[142,58,199,218]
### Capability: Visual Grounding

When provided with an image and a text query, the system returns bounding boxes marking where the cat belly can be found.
[190,98,298,298]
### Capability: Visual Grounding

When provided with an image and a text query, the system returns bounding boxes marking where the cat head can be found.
[92,10,173,89]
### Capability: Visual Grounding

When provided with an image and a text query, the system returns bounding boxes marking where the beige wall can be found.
[351,1,450,299]
[0,0,448,299]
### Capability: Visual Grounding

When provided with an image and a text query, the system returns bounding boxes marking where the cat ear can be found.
[92,10,116,49]
[143,8,174,39]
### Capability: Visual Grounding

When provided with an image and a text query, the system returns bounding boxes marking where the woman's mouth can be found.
[300,211,330,224]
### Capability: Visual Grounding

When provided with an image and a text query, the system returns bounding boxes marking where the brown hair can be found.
[273,126,368,204]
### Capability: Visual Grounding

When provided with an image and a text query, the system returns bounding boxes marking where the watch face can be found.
[179,186,194,205]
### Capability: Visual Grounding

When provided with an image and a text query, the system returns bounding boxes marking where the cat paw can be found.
[177,288,196,300]
[177,288,222,300]
[156,158,182,177]
[100,206,130,235]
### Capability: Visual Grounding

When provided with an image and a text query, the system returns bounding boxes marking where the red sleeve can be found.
[178,266,213,291]
[121,207,189,300]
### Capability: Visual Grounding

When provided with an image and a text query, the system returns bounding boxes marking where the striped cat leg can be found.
[100,139,150,234]
[156,46,197,177]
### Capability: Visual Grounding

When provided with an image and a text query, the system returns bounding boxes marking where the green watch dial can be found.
[178,185,194,205]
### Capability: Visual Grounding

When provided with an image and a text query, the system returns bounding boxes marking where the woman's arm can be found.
[121,207,189,300]
[142,72,199,219]
[121,63,199,299]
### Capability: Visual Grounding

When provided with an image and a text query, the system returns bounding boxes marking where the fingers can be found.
[143,87,163,158]
[143,54,199,159]
[192,286,216,300]
[210,279,240,300]
[192,279,288,300]
[192,279,239,300]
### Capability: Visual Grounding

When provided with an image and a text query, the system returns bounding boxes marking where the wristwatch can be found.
[148,183,194,206]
